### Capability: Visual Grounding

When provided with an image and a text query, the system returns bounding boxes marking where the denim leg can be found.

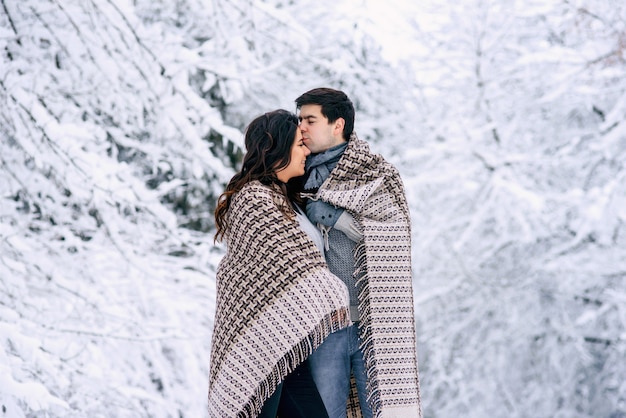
[349,327,373,418]
[308,328,351,418]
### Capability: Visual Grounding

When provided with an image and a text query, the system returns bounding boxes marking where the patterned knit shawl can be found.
[316,134,423,418]
[208,181,351,417]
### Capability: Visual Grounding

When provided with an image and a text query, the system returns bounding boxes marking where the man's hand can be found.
[334,211,363,242]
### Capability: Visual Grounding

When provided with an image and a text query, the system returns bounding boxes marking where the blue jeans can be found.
[308,325,373,418]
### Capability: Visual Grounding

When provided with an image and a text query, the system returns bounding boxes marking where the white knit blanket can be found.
[208,181,351,417]
[316,134,422,418]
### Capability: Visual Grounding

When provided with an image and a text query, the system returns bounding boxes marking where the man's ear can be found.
[333,118,345,136]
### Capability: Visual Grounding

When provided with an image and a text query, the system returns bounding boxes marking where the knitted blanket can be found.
[208,181,351,417]
[316,134,422,418]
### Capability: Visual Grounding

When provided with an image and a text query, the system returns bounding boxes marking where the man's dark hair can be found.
[295,87,355,141]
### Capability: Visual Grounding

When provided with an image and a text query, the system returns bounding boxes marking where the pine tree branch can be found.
[101,0,166,75]
[1,0,20,41]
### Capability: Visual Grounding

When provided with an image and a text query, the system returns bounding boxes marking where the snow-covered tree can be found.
[397,1,626,416]
[0,0,414,416]
[0,0,232,415]
[1,0,624,417]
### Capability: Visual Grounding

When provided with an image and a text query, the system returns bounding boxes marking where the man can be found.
[296,88,422,418]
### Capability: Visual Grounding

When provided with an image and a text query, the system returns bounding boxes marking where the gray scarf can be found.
[303,142,348,191]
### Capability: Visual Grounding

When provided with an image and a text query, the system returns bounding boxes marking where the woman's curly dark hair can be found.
[214,109,303,242]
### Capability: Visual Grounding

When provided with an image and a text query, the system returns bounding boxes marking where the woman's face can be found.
[276,129,310,183]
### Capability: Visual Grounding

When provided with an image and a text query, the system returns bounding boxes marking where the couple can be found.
[208,88,422,418]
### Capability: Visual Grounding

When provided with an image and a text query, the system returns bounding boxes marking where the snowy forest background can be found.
[1,0,625,417]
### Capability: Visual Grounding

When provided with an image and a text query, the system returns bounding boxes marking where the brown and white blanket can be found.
[315,134,422,418]
[208,181,351,417]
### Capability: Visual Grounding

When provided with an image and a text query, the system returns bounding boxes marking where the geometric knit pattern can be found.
[208,181,351,417]
[316,134,423,418]
[326,228,359,305]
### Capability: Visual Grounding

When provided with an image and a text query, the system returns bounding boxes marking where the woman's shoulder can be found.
[232,181,278,208]
[237,180,273,198]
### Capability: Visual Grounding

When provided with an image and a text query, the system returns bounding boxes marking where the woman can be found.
[208,110,351,417]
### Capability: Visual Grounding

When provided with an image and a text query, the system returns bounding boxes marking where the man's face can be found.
[298,104,345,154]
